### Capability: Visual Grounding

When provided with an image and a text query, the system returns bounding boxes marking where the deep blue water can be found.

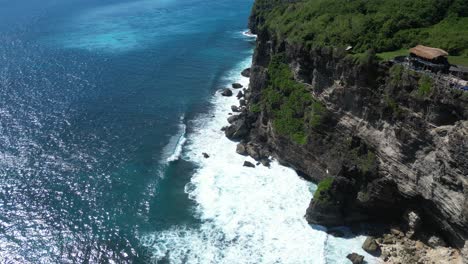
[0,0,254,262]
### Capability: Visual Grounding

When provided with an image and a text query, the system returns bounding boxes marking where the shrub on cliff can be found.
[418,75,433,97]
[262,54,327,144]
[314,178,334,203]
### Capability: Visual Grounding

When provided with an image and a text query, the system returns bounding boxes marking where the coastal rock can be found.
[236,143,248,156]
[231,105,240,112]
[239,99,246,106]
[202,153,210,158]
[404,210,422,238]
[243,161,255,168]
[221,88,232,96]
[232,83,243,89]
[346,253,364,264]
[246,143,261,160]
[428,236,447,248]
[227,115,240,124]
[224,119,249,140]
[237,91,244,99]
[260,158,270,167]
[362,237,380,255]
[241,68,251,78]
[328,229,345,237]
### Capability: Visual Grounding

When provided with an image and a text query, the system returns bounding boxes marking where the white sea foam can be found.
[242,30,257,38]
[162,115,187,164]
[140,45,378,264]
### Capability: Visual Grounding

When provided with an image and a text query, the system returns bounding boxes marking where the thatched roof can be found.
[409,45,448,60]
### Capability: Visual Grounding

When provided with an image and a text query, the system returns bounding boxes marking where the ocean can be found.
[0,0,376,263]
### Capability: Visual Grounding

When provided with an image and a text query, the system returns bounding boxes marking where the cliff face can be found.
[238,5,468,251]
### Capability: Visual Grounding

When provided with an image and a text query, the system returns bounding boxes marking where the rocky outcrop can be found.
[346,253,364,264]
[221,88,233,96]
[240,1,468,258]
[232,83,243,89]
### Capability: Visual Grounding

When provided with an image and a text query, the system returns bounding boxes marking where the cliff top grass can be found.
[253,0,468,56]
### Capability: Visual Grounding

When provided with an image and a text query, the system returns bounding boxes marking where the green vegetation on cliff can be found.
[262,54,326,144]
[252,0,468,56]
[314,178,334,203]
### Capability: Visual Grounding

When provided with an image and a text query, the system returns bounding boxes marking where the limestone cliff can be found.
[229,1,468,254]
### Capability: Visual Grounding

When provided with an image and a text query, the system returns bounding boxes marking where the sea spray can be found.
[163,114,187,164]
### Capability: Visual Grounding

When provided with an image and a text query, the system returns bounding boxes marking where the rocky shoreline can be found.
[220,59,465,262]
[221,29,467,264]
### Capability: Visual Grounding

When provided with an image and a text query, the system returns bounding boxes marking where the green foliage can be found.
[448,55,468,67]
[347,49,379,66]
[349,148,377,174]
[255,0,468,55]
[314,178,334,203]
[384,94,403,118]
[418,75,433,96]
[262,54,327,145]
[389,64,404,85]
[250,103,261,113]
[377,49,408,61]
[309,101,326,128]
[360,152,377,174]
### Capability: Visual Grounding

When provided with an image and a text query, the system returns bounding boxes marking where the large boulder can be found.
[243,161,255,168]
[346,253,364,264]
[231,105,240,112]
[241,68,251,78]
[246,143,261,160]
[228,115,240,124]
[362,236,380,255]
[225,119,249,140]
[221,89,233,96]
[236,143,248,156]
[236,91,244,99]
[232,83,243,89]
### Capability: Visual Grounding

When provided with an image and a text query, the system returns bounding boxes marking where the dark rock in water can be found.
[232,83,243,89]
[243,161,255,168]
[231,105,240,112]
[241,68,251,78]
[224,119,249,140]
[260,158,270,167]
[236,143,248,156]
[221,126,228,131]
[329,229,345,238]
[246,144,261,160]
[202,153,210,158]
[362,236,380,255]
[236,91,244,99]
[228,115,240,124]
[346,253,364,264]
[239,99,246,106]
[221,88,233,96]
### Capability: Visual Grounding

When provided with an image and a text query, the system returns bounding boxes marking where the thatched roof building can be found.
[408,45,450,73]
[409,45,449,60]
